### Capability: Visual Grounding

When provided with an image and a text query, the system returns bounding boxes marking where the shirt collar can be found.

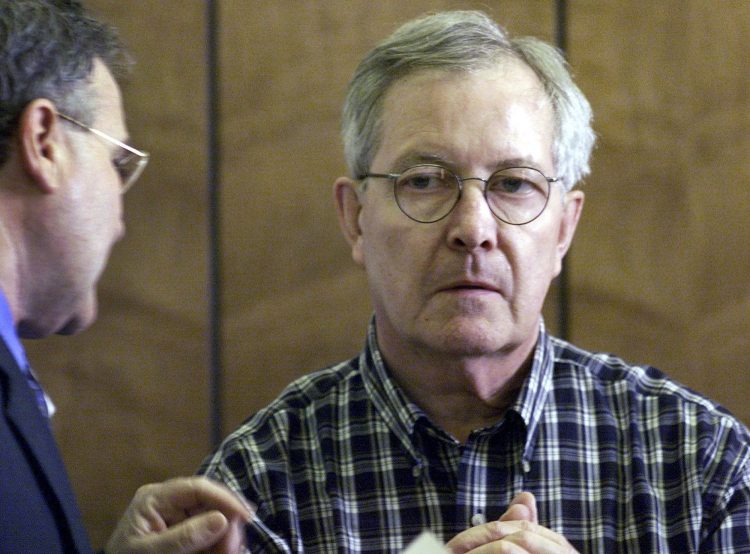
[360,316,555,455]
[507,319,555,464]
[0,287,56,418]
[0,287,29,370]
[360,317,426,440]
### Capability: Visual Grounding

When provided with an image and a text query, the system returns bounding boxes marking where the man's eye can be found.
[489,176,541,195]
[402,174,441,190]
[496,177,526,193]
[397,167,453,192]
[112,157,130,180]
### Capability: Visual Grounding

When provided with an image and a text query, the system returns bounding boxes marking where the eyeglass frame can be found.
[358,164,559,225]
[55,111,150,192]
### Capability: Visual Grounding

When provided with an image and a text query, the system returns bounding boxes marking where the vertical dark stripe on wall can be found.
[555,0,571,341]
[206,0,223,448]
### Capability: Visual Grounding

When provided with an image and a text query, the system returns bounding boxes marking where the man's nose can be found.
[445,179,497,251]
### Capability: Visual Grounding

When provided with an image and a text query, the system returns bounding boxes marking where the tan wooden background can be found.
[23,1,749,548]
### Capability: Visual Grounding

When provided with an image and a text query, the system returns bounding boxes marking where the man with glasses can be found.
[201,9,750,553]
[0,1,250,552]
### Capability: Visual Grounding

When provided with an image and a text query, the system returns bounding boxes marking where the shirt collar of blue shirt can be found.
[0,286,29,370]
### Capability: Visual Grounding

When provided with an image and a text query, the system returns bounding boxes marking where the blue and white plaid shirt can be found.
[200,320,750,553]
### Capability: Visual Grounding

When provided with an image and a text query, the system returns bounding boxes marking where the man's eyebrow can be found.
[390,153,547,172]
[391,152,455,170]
[496,157,545,169]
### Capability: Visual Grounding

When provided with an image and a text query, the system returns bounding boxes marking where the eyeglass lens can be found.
[393,164,551,224]
[56,112,148,192]
[115,153,148,192]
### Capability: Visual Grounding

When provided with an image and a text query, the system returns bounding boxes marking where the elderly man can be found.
[200,10,750,553]
[0,1,250,552]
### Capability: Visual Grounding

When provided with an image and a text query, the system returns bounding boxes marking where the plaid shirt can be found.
[200,321,750,553]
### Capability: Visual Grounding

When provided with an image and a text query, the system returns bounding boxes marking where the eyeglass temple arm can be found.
[357,172,401,180]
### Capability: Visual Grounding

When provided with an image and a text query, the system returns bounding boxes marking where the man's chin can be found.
[56,303,98,336]
[418,314,530,357]
[55,321,82,335]
[56,315,93,336]
[16,297,98,338]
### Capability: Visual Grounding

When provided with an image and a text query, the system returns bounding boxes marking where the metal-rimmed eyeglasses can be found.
[358,164,558,225]
[56,111,150,193]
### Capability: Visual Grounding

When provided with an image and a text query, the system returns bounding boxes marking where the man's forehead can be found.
[88,58,127,134]
[375,61,553,167]
[383,59,546,108]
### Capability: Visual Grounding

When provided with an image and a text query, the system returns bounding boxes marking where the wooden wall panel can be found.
[568,1,750,424]
[219,0,558,432]
[23,1,210,548]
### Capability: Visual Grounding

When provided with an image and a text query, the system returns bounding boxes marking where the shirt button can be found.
[412,464,421,477]
[471,513,486,526]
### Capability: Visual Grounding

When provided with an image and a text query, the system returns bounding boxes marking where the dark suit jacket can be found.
[0,338,92,553]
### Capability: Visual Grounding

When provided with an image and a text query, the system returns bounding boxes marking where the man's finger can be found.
[499,492,538,523]
[149,477,254,525]
[447,519,577,553]
[208,514,247,554]
[131,511,229,554]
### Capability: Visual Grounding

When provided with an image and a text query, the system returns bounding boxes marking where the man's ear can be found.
[17,99,67,194]
[554,189,584,275]
[333,176,365,266]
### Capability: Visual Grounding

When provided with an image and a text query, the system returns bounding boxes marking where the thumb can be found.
[137,511,229,554]
[499,492,538,523]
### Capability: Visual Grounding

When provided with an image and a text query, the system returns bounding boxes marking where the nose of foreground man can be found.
[446,182,498,252]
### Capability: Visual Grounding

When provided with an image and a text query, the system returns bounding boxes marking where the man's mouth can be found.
[442,280,501,293]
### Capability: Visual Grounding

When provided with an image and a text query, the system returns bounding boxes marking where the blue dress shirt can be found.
[0,288,51,417]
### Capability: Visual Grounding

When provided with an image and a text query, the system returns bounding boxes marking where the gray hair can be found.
[0,0,131,166]
[342,10,595,191]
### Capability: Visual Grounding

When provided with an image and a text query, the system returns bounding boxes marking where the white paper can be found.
[402,530,450,553]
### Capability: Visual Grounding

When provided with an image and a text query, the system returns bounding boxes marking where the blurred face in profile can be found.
[21,59,128,338]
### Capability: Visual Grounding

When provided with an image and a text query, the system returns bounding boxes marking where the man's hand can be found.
[446,492,578,554]
[105,476,254,554]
